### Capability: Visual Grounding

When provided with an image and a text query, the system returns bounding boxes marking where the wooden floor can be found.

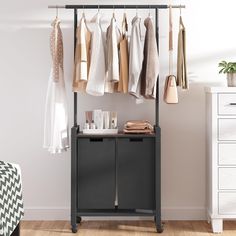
[20,220,236,235]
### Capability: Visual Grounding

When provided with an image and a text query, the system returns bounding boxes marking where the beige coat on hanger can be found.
[177,16,188,89]
[140,17,159,99]
[73,16,91,92]
[117,13,129,93]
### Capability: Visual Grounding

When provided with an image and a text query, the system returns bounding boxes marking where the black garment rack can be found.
[48,4,185,234]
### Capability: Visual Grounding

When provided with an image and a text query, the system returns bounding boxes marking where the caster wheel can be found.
[77,216,82,223]
[72,226,77,233]
[157,227,164,233]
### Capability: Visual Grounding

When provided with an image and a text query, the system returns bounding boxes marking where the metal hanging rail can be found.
[48,4,186,9]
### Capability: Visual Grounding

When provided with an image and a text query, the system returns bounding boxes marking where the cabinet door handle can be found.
[90,138,103,142]
[229,103,236,106]
[129,138,143,142]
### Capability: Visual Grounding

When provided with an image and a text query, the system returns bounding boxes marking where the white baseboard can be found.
[23,207,206,221]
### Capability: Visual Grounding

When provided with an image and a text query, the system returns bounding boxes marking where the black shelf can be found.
[77,132,157,138]
[77,209,155,216]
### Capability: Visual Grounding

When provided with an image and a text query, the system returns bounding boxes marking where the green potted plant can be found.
[218,61,236,87]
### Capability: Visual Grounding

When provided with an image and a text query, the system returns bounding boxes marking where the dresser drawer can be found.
[218,119,236,141]
[219,192,236,214]
[219,168,236,190]
[218,93,236,115]
[219,143,236,165]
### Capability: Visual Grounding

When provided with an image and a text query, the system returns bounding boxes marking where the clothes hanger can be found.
[122,6,128,37]
[148,5,153,19]
[97,4,100,21]
[136,5,138,17]
[53,5,59,24]
[179,4,184,27]
[82,5,85,18]
[56,6,58,19]
[112,5,116,19]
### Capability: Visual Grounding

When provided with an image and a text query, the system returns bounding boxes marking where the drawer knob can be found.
[229,103,236,106]
[129,138,143,142]
[90,138,103,142]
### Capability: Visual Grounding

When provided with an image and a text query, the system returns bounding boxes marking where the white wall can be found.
[0,0,235,220]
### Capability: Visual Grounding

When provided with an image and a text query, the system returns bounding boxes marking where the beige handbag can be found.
[163,5,178,104]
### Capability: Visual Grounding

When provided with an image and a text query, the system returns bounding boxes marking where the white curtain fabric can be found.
[43,20,69,154]
[44,68,69,154]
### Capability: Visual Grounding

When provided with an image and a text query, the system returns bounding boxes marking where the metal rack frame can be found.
[48,4,185,234]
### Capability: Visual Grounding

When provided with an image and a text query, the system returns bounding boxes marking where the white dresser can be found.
[206,87,236,233]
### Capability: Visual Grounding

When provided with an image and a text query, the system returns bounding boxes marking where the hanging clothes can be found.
[73,14,91,92]
[44,18,69,154]
[118,13,129,93]
[176,16,188,89]
[140,16,159,99]
[104,15,121,93]
[86,13,106,96]
[128,16,143,98]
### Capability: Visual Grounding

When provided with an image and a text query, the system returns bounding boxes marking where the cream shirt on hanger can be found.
[86,13,106,96]
[128,16,143,98]
[73,15,91,92]
[140,17,159,99]
[104,16,121,93]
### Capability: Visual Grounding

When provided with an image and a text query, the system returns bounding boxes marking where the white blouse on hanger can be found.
[128,16,143,98]
[44,18,69,154]
[86,13,106,96]
[105,15,121,93]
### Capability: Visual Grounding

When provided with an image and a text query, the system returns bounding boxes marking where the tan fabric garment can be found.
[50,18,63,82]
[118,13,129,93]
[123,120,154,134]
[125,120,153,129]
[73,15,91,92]
[105,16,121,93]
[123,129,153,134]
[177,16,188,89]
[140,17,159,99]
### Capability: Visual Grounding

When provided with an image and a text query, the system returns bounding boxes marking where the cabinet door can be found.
[78,138,115,209]
[117,137,155,210]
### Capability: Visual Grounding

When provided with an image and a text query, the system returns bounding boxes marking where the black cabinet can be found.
[72,130,162,233]
[77,136,155,210]
[117,138,155,209]
[77,138,115,209]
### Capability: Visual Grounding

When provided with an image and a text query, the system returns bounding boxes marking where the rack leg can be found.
[155,214,164,233]
[71,224,78,233]
[71,127,78,233]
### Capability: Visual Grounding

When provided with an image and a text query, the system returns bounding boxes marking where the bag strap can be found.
[169,4,173,75]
